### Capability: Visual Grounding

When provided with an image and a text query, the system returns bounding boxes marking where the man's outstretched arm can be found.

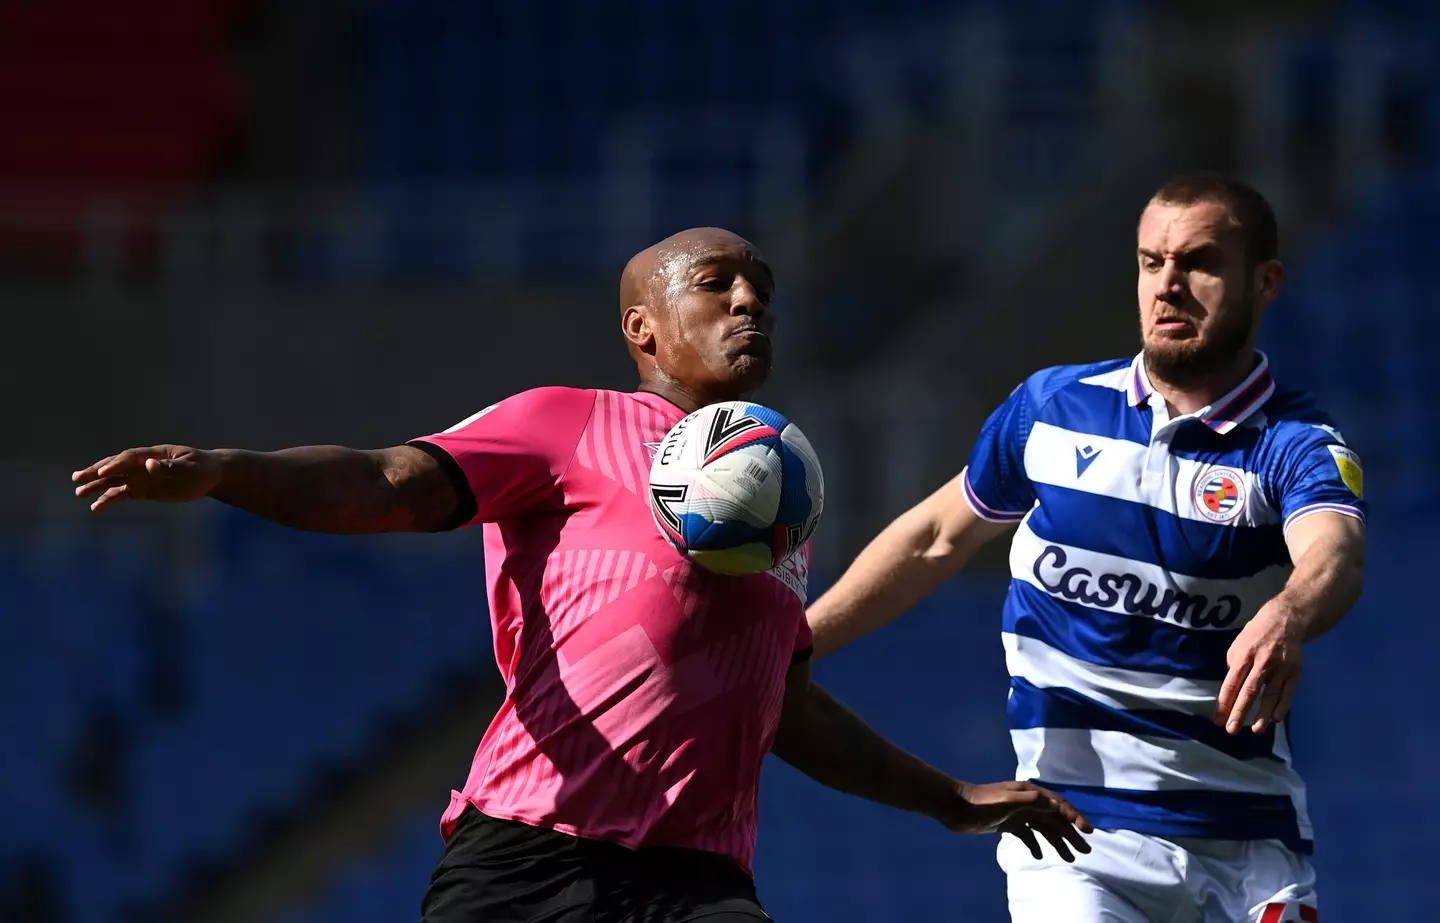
[72,443,462,534]
[769,657,1092,861]
[806,471,1013,658]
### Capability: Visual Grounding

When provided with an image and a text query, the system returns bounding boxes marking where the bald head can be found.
[619,227,761,314]
[618,227,776,409]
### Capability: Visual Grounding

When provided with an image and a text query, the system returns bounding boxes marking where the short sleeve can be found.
[961,381,1038,523]
[768,541,813,662]
[1269,424,1368,535]
[408,387,595,530]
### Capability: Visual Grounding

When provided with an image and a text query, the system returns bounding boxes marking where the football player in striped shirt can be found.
[72,227,1089,923]
[808,174,1364,923]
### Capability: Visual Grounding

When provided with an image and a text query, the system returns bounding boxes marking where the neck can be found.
[1147,347,1259,417]
[635,374,722,414]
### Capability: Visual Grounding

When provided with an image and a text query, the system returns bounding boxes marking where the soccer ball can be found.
[648,401,824,576]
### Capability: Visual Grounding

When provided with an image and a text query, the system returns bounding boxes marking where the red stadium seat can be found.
[0,0,246,270]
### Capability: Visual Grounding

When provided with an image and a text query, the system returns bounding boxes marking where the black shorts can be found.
[420,807,772,923]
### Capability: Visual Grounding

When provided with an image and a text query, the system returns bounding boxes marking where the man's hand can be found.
[1215,598,1305,735]
[947,781,1094,862]
[771,663,1092,862]
[71,443,460,534]
[1214,510,1365,736]
[73,445,221,512]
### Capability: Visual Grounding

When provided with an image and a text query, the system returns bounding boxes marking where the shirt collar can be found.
[1127,351,1276,435]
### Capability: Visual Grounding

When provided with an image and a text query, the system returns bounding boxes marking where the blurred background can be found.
[1,0,1436,920]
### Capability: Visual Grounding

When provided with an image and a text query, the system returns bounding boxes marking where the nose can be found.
[1154,259,1185,301]
[729,279,766,318]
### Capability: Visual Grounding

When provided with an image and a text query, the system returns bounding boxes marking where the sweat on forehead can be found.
[618,227,759,308]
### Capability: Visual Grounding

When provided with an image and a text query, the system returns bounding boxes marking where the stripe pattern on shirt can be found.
[961,353,1365,853]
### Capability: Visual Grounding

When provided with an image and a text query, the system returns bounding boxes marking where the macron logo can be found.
[1075,444,1102,477]
[643,442,663,461]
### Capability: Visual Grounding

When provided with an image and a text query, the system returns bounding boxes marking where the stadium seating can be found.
[4,4,1436,920]
[321,0,1143,281]
[0,512,488,923]
[1262,165,1440,510]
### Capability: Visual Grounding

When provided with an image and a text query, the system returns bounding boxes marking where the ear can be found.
[621,305,656,355]
[1254,258,1285,309]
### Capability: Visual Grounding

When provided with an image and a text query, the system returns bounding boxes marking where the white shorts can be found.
[998,828,1319,923]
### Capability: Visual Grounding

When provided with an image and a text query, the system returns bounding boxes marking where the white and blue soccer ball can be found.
[647,401,824,576]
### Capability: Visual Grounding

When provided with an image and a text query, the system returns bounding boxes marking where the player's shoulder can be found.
[491,386,599,419]
[437,386,596,435]
[506,385,597,407]
[1258,381,1353,450]
[1015,357,1133,412]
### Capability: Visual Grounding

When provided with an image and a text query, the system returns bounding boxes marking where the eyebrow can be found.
[690,254,776,289]
[1137,242,1222,259]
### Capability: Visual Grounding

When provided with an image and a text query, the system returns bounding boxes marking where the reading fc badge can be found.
[1194,466,1247,523]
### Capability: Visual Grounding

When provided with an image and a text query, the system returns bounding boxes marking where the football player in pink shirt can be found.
[73,228,1090,923]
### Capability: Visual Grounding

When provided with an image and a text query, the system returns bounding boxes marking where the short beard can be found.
[1142,294,1255,391]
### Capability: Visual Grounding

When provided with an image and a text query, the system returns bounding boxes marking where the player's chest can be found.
[1027,426,1279,531]
[533,523,798,668]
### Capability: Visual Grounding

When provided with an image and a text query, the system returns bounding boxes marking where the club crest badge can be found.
[1194,466,1248,523]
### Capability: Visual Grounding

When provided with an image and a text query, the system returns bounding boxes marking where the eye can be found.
[1183,253,1223,275]
[697,277,728,291]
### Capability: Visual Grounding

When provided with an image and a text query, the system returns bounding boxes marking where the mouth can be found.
[729,327,772,357]
[1153,316,1197,337]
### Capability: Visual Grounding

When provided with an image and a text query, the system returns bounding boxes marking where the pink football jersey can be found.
[410,387,813,874]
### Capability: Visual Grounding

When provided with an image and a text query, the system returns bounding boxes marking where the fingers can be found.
[1002,812,1090,863]
[89,484,131,513]
[72,454,119,485]
[1224,660,1271,734]
[75,475,126,500]
[1008,825,1043,861]
[1048,811,1092,856]
[1026,785,1094,834]
[74,448,155,486]
[72,448,170,509]
[1023,795,1092,861]
[1001,785,1092,863]
[1252,668,1300,734]
[97,449,155,479]
[1035,819,1076,863]
[1214,653,1251,729]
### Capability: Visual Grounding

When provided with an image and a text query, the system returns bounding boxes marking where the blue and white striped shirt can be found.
[962,352,1366,853]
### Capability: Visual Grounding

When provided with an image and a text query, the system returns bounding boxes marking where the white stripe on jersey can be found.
[1011,727,1310,804]
[1077,365,1132,392]
[1002,633,1220,718]
[1023,421,1281,529]
[1009,523,1291,631]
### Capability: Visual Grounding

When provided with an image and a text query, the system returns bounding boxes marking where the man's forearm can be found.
[808,498,1002,658]
[806,513,950,658]
[1275,534,1364,641]
[770,682,963,825]
[208,446,445,534]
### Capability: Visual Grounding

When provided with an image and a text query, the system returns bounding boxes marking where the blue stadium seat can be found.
[2,510,490,922]
[332,0,1155,280]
